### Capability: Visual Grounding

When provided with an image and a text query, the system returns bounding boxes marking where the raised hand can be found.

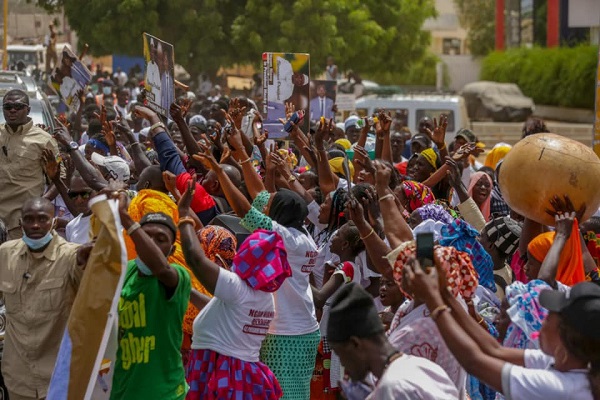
[162,171,178,195]
[403,257,440,303]
[362,184,382,224]
[219,144,232,164]
[179,98,192,117]
[133,105,159,122]
[169,102,185,122]
[444,157,462,189]
[374,160,392,189]
[52,119,74,147]
[228,98,247,129]
[354,145,375,173]
[424,114,448,147]
[545,194,586,221]
[41,149,60,181]
[555,211,576,239]
[314,118,334,150]
[222,114,244,152]
[284,102,296,120]
[376,111,392,136]
[344,197,369,230]
[452,142,476,161]
[177,179,196,218]
[192,140,220,171]
[254,128,268,147]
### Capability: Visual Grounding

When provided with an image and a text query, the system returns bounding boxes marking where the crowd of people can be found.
[0,68,599,400]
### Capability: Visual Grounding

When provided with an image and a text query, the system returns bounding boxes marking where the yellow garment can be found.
[335,138,352,150]
[484,145,512,170]
[329,157,354,181]
[421,148,438,170]
[126,189,211,336]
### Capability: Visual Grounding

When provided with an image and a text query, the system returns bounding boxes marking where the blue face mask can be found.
[135,257,153,276]
[22,231,53,250]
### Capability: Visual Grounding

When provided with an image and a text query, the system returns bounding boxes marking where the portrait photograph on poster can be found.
[143,33,175,117]
[262,52,310,138]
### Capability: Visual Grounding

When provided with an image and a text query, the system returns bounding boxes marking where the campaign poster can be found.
[262,52,310,138]
[309,79,336,121]
[49,46,92,112]
[143,33,175,118]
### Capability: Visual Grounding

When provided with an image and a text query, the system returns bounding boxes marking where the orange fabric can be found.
[125,189,212,337]
[527,220,585,286]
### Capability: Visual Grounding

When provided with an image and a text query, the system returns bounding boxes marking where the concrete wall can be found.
[440,55,481,92]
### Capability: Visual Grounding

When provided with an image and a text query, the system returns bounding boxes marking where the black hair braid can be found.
[343,221,365,257]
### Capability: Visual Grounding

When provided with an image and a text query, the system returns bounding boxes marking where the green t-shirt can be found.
[110,260,191,400]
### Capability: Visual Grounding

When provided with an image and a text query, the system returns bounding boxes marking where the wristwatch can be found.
[67,141,78,152]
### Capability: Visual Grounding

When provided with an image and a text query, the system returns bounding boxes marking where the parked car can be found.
[461,81,535,122]
[355,93,470,143]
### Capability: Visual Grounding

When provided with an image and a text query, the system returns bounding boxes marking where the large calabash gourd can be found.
[499,133,600,226]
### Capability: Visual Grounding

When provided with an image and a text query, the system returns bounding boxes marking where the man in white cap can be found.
[90,153,131,182]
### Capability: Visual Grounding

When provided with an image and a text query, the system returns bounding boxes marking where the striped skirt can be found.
[186,348,282,400]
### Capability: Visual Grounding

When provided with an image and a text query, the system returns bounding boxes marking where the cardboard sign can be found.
[49,46,92,112]
[335,93,357,112]
[143,33,175,118]
[262,52,310,138]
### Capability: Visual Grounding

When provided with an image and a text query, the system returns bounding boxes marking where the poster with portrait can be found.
[48,46,92,112]
[262,52,310,138]
[309,80,336,121]
[143,33,175,118]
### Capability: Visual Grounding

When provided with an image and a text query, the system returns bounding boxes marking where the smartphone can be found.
[416,232,434,268]
[284,110,305,132]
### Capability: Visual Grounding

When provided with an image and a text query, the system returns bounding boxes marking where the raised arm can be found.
[374,161,413,248]
[170,101,202,157]
[406,259,524,393]
[178,181,220,294]
[116,122,152,174]
[117,190,180,295]
[424,114,449,162]
[346,198,394,281]
[53,125,108,191]
[314,119,339,195]
[41,149,80,217]
[376,112,393,163]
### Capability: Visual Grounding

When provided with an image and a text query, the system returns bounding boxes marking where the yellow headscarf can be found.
[126,189,211,336]
[329,157,355,180]
[484,145,512,170]
[335,138,352,150]
[420,148,438,170]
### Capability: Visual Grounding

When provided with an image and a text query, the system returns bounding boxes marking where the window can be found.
[415,110,455,132]
[442,38,461,55]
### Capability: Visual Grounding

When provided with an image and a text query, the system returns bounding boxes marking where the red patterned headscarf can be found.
[233,229,292,292]
[390,242,479,301]
[401,180,435,212]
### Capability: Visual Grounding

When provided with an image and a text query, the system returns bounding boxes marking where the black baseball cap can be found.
[455,128,476,143]
[539,282,600,338]
[140,212,178,239]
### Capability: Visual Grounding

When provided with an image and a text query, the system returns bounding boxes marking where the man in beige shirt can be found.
[0,197,91,400]
[0,89,60,240]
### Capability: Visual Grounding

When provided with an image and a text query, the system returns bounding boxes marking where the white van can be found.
[7,44,45,73]
[355,93,470,143]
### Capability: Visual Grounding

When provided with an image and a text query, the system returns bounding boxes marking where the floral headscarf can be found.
[416,204,455,225]
[502,280,551,349]
[401,180,435,213]
[389,242,479,301]
[198,225,237,270]
[440,219,496,293]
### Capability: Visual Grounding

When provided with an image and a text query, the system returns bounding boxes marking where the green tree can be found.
[454,0,495,56]
[232,0,436,75]
[49,0,246,79]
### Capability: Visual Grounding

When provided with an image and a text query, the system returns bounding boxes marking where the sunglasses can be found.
[68,191,92,200]
[3,102,28,111]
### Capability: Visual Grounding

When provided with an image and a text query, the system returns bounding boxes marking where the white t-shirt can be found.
[501,349,591,400]
[191,269,274,362]
[268,222,320,335]
[65,213,91,244]
[366,354,459,400]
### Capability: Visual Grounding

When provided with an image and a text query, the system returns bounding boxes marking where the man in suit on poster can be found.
[310,83,334,121]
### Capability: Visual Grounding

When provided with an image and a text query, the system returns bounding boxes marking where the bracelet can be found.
[360,228,375,240]
[239,157,252,164]
[126,222,141,236]
[288,175,297,183]
[430,305,450,321]
[178,216,196,228]
[150,121,165,131]
[378,194,394,202]
[438,143,446,151]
